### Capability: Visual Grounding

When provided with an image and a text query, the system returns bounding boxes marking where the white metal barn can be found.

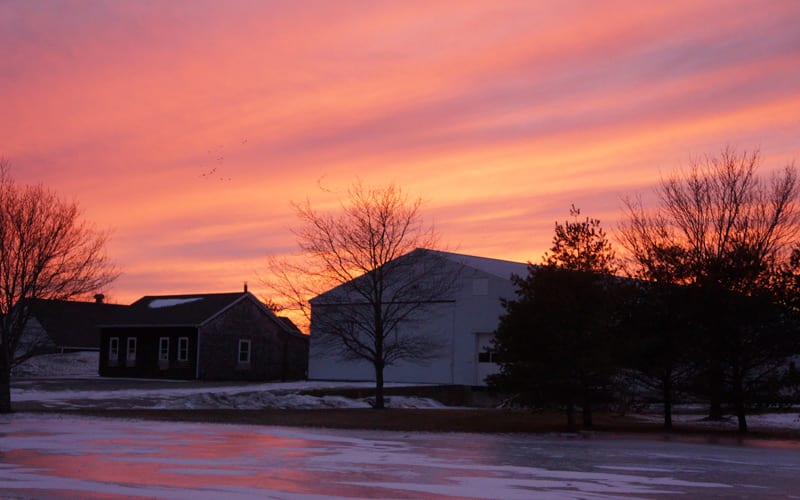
[308,249,528,386]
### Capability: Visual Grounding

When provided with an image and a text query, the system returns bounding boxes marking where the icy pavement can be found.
[1,414,800,499]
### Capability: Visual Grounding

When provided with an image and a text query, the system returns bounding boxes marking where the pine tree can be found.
[489,206,620,431]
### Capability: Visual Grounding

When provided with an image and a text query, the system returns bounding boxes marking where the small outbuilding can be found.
[20,297,129,355]
[98,291,307,381]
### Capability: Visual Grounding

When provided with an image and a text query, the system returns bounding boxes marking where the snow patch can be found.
[11,352,447,410]
[12,351,99,378]
[148,297,203,308]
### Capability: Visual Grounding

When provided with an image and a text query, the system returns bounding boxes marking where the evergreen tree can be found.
[620,282,699,429]
[489,206,620,431]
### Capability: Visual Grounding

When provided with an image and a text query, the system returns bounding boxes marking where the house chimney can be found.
[94,293,105,304]
[244,282,248,293]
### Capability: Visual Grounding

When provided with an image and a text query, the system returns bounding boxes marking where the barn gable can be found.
[308,249,527,386]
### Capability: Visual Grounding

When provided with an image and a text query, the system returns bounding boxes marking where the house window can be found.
[109,337,119,366]
[178,337,189,362]
[478,349,503,364]
[159,337,169,361]
[238,339,251,364]
[126,337,137,366]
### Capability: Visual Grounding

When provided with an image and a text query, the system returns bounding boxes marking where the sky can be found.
[2,0,800,305]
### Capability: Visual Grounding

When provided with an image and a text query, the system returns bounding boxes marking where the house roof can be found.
[103,292,251,327]
[100,292,304,336]
[27,299,129,349]
[277,316,303,335]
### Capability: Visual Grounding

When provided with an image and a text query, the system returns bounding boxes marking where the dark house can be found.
[98,291,308,381]
[21,296,129,355]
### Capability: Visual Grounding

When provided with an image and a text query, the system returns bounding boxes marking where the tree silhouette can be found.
[266,181,456,409]
[0,160,117,412]
[619,147,800,432]
[490,206,619,431]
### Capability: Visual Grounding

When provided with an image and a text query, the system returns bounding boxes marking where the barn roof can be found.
[311,248,529,304]
[426,249,529,280]
[27,298,129,349]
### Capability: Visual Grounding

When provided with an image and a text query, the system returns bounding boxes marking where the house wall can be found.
[284,333,310,380]
[17,317,57,357]
[309,259,514,386]
[198,298,308,381]
[98,326,198,379]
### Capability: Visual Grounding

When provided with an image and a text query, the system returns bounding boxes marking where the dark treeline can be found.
[488,148,800,433]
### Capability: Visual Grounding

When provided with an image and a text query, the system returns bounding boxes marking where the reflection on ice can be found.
[1,414,799,499]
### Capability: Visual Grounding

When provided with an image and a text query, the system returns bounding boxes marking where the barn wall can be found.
[308,258,513,386]
[450,266,515,385]
[308,302,456,383]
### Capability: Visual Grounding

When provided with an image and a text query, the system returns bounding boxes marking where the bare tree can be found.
[618,147,800,432]
[0,160,117,412]
[620,148,798,291]
[266,181,457,409]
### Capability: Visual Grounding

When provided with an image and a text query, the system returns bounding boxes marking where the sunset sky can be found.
[2,0,799,306]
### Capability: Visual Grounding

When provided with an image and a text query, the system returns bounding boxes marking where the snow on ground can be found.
[632,406,800,432]
[1,414,800,499]
[12,351,100,378]
[11,353,800,429]
[11,352,447,410]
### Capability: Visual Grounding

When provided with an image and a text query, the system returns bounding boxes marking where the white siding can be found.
[308,250,523,386]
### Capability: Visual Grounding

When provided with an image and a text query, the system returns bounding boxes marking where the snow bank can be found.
[11,352,447,410]
[11,351,99,378]
[633,407,800,432]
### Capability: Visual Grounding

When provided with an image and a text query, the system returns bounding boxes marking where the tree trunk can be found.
[566,401,577,433]
[663,378,673,430]
[0,353,11,413]
[373,361,385,410]
[736,407,748,433]
[582,401,593,429]
[581,376,592,429]
[733,378,748,433]
[707,364,724,420]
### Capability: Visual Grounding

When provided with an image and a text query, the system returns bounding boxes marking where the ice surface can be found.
[1,415,799,499]
[7,353,800,498]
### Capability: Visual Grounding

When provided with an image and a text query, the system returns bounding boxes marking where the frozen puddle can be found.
[1,415,799,499]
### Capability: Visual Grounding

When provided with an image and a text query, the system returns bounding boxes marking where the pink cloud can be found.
[1,0,799,304]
